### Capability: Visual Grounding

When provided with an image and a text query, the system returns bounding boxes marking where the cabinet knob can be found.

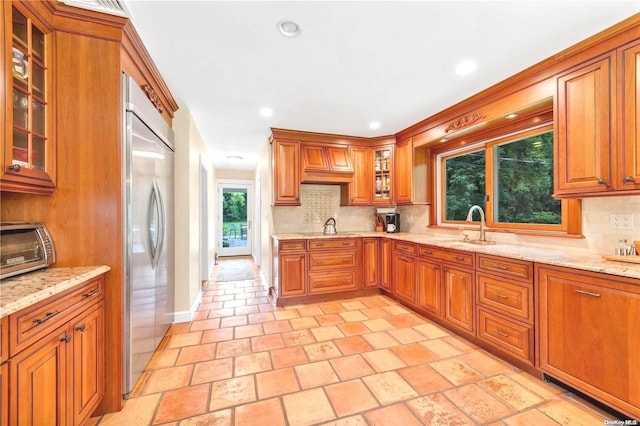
[75,325,86,332]
[8,164,21,172]
[597,178,607,185]
[624,176,635,183]
[60,335,72,343]
[433,265,440,270]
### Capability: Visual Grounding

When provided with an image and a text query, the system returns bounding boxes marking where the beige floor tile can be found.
[338,310,368,322]
[234,351,272,376]
[362,348,407,372]
[538,398,608,425]
[360,307,389,319]
[256,367,300,399]
[381,304,410,315]
[274,309,301,320]
[152,384,210,424]
[318,415,368,426]
[391,343,436,366]
[398,364,453,394]
[147,348,179,370]
[235,398,287,426]
[262,319,293,334]
[364,403,424,426]
[271,346,309,369]
[387,327,427,344]
[413,323,450,339]
[341,301,367,311]
[503,409,562,426]
[362,318,394,332]
[385,314,425,328]
[304,341,343,361]
[315,313,346,326]
[142,365,194,394]
[506,371,566,399]
[325,379,379,417]
[310,325,346,341]
[408,393,476,425]
[251,333,284,352]
[362,331,400,349]
[291,316,320,330]
[234,324,263,339]
[188,318,221,332]
[336,321,370,336]
[444,383,513,423]
[430,358,483,385]
[282,388,337,426]
[175,343,217,365]
[166,331,203,349]
[333,335,373,355]
[178,409,231,426]
[98,394,161,426]
[209,375,256,411]
[362,371,418,404]
[420,337,464,358]
[215,338,251,358]
[319,302,347,314]
[248,312,275,324]
[295,360,339,389]
[297,305,325,317]
[219,315,247,328]
[201,328,234,344]
[191,358,233,385]
[282,329,316,347]
[330,354,376,381]
[458,350,514,376]
[479,375,545,410]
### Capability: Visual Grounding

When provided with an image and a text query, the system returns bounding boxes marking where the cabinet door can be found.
[342,146,371,205]
[539,267,640,419]
[2,3,56,194]
[372,146,394,205]
[326,146,353,172]
[393,252,416,305]
[443,266,474,334]
[280,253,306,296]
[395,139,413,204]
[556,54,613,196]
[380,239,392,291]
[1,362,7,426]
[363,238,379,288]
[11,329,69,426]
[272,140,300,206]
[301,144,329,171]
[417,258,443,318]
[620,40,640,191]
[72,302,104,425]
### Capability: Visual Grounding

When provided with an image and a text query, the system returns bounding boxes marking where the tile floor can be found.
[90,257,617,426]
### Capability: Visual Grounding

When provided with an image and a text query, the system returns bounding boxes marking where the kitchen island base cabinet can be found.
[538,265,640,420]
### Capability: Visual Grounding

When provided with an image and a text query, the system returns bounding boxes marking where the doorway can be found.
[217,180,253,257]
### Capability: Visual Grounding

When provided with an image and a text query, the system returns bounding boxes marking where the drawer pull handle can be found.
[624,176,635,183]
[82,288,100,298]
[33,311,60,325]
[575,289,601,298]
[493,292,509,299]
[60,334,72,343]
[454,256,466,262]
[75,325,86,332]
[493,330,509,338]
[494,265,510,270]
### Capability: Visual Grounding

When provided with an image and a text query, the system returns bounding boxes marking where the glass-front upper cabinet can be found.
[373,145,394,204]
[2,3,56,194]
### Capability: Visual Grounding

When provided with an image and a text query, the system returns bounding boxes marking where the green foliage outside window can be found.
[223,191,247,222]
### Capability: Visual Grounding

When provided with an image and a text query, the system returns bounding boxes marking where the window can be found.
[438,123,577,235]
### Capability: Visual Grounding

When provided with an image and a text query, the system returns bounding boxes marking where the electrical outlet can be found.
[610,214,634,230]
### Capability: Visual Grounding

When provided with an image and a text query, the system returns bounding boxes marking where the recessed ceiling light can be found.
[259,107,273,117]
[505,113,518,119]
[455,60,476,76]
[227,155,244,161]
[369,121,381,130]
[278,20,301,37]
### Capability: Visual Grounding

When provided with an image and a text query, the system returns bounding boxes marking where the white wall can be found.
[257,142,274,286]
[172,107,216,322]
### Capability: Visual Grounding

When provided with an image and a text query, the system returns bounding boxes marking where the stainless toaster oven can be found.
[0,222,56,279]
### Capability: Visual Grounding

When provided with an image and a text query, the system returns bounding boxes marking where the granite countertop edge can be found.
[272,232,640,281]
[0,265,111,319]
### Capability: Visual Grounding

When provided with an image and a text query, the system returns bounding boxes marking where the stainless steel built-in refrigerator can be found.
[122,75,175,397]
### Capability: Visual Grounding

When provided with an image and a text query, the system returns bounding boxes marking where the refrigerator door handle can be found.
[147,178,165,268]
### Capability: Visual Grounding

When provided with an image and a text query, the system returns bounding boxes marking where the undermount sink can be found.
[461,239,497,245]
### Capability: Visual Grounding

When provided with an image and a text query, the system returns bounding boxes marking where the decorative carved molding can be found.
[141,84,164,114]
[444,113,486,133]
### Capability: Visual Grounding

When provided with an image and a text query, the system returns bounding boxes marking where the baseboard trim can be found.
[173,289,203,323]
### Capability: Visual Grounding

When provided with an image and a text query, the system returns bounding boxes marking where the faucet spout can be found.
[466,205,488,242]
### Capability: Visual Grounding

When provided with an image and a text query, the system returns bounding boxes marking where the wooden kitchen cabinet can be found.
[301,144,353,173]
[0,316,7,426]
[2,2,56,194]
[280,253,306,297]
[394,139,412,204]
[363,238,380,288]
[538,264,640,419]
[620,39,640,192]
[392,241,417,305]
[380,238,392,291]
[416,257,443,318]
[271,139,301,206]
[341,146,371,205]
[308,238,360,295]
[443,264,475,336]
[372,145,394,204]
[6,275,105,425]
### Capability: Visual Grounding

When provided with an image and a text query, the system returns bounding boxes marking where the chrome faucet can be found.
[466,205,488,242]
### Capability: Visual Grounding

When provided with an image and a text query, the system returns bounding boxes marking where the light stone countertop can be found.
[0,265,111,319]
[272,232,640,281]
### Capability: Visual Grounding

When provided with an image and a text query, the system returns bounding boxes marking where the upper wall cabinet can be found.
[555,38,640,197]
[272,139,301,206]
[301,143,353,183]
[2,3,56,194]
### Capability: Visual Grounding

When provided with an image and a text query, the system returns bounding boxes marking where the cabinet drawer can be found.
[477,308,533,364]
[394,241,416,255]
[308,238,357,250]
[419,245,474,267]
[308,271,358,294]
[476,273,533,323]
[308,251,357,272]
[10,277,104,356]
[477,254,533,283]
[279,240,306,251]
[0,316,7,363]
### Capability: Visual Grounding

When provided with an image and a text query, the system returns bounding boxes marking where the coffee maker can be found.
[385,213,400,233]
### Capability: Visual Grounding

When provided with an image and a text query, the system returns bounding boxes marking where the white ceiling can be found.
[122,1,640,171]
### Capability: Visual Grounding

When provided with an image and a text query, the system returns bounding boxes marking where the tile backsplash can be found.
[273,185,640,256]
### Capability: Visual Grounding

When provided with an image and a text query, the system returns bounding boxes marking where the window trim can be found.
[433,121,582,237]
